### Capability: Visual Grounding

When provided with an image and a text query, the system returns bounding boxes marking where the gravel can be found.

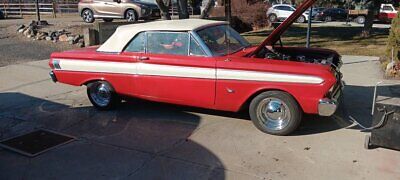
[0,16,90,67]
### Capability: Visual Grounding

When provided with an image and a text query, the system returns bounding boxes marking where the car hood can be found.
[247,0,317,57]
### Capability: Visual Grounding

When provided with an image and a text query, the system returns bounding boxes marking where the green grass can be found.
[241,24,390,57]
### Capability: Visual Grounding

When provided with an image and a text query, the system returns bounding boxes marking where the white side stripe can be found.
[217,69,324,84]
[55,59,323,84]
[137,63,215,79]
[59,59,137,74]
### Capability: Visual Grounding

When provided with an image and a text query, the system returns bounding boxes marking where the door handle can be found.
[139,56,149,60]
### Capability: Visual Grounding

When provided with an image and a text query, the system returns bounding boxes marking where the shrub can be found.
[232,0,270,30]
[386,11,400,62]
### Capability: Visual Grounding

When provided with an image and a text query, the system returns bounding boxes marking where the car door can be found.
[136,31,216,108]
[337,9,347,20]
[117,31,145,96]
[280,6,294,19]
[93,0,122,17]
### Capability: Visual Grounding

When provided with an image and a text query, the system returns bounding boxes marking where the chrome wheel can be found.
[82,9,94,23]
[325,16,332,22]
[269,14,277,22]
[256,98,291,131]
[126,10,136,22]
[297,16,305,23]
[90,83,111,107]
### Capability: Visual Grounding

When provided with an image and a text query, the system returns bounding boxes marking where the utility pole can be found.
[225,0,231,23]
[35,0,41,22]
[306,7,312,48]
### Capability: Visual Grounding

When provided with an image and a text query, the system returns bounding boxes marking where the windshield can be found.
[196,25,250,56]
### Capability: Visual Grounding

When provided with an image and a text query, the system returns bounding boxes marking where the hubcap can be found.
[270,15,277,22]
[83,10,93,22]
[298,16,304,23]
[127,11,135,22]
[256,98,291,131]
[90,83,111,107]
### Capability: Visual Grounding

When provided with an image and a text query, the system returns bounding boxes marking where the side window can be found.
[282,6,293,11]
[275,6,284,10]
[125,32,145,52]
[189,36,206,56]
[382,6,393,11]
[147,32,189,56]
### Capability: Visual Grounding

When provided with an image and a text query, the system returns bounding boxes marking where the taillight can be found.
[49,59,54,69]
[49,59,61,69]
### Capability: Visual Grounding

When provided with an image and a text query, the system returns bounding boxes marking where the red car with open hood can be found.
[49,0,343,135]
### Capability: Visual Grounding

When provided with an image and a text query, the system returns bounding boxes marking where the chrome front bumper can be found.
[318,80,344,116]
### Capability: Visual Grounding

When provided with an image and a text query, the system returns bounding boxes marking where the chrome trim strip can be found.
[93,15,124,18]
[55,59,324,84]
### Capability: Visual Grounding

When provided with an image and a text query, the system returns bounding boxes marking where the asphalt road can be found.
[0,56,399,179]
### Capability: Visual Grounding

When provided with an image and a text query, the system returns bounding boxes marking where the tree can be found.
[200,0,215,18]
[177,0,190,19]
[155,0,172,20]
[386,12,400,61]
[361,0,380,37]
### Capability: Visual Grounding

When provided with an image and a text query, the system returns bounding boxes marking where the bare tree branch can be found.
[155,0,172,20]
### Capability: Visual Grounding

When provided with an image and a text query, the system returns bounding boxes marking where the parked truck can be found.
[349,4,398,24]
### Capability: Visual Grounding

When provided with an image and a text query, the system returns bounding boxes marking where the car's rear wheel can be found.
[356,16,365,24]
[103,18,113,22]
[296,15,306,23]
[268,14,278,22]
[87,81,120,110]
[249,91,302,135]
[82,9,95,23]
[325,16,332,22]
[126,9,137,22]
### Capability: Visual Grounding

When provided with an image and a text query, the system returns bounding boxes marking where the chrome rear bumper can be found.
[49,71,57,83]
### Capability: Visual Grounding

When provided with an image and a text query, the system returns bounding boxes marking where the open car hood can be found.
[247,0,317,57]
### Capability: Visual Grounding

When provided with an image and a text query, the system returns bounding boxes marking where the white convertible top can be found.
[97,19,228,53]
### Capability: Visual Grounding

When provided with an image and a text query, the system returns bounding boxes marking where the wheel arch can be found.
[81,78,108,86]
[80,8,92,17]
[239,88,304,113]
[124,8,139,19]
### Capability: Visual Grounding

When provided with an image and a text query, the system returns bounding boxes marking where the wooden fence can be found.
[169,6,195,16]
[0,2,77,17]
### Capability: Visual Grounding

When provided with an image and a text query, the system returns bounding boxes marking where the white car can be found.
[267,4,309,23]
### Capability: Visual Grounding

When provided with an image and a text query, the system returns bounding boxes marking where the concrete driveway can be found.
[0,56,399,180]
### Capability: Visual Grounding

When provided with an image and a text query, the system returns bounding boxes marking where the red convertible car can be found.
[49,0,343,135]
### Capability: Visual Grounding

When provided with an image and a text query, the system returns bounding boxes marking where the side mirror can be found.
[113,0,121,3]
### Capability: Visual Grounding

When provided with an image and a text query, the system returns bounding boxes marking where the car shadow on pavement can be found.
[0,92,225,179]
[291,84,400,136]
[341,84,400,131]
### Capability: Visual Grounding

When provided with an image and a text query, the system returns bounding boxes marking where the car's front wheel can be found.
[82,9,95,23]
[296,15,306,23]
[268,14,278,22]
[356,16,365,24]
[87,81,121,110]
[249,91,302,135]
[325,16,332,22]
[126,9,137,22]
